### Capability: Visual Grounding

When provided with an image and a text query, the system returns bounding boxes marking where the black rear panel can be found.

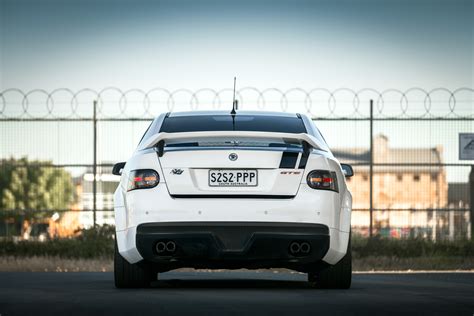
[136,222,330,271]
[279,152,299,168]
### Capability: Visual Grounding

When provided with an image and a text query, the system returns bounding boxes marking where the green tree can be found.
[0,158,75,215]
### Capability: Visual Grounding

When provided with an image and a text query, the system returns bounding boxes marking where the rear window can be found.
[159,115,307,134]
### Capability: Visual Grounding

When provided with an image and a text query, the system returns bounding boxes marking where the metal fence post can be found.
[93,100,97,227]
[369,99,374,238]
[470,166,474,240]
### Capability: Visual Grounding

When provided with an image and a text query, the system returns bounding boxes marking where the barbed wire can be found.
[0,87,473,119]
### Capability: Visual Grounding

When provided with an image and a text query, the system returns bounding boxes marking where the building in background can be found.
[33,166,119,238]
[448,183,470,209]
[334,134,448,209]
[333,134,453,239]
[73,165,119,229]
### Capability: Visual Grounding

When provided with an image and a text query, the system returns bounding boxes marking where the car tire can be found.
[114,239,154,288]
[308,238,352,289]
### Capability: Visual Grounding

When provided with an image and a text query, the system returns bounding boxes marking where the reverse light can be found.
[306,170,338,192]
[127,169,160,191]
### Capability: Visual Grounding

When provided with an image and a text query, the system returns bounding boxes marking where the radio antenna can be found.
[231,77,237,115]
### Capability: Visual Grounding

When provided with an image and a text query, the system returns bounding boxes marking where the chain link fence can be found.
[1,87,473,240]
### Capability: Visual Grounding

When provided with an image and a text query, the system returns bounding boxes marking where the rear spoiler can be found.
[138,131,327,156]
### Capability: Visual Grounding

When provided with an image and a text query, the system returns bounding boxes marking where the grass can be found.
[0,225,115,259]
[351,234,474,258]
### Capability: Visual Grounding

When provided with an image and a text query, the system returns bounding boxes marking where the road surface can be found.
[0,271,473,315]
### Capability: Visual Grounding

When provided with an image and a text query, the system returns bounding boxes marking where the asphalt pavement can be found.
[0,271,473,315]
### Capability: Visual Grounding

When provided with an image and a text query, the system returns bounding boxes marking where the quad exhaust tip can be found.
[300,242,311,254]
[166,241,176,252]
[156,241,166,253]
[290,242,301,254]
[289,241,311,255]
[156,240,176,254]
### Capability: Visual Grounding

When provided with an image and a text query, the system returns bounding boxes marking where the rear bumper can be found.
[135,222,330,271]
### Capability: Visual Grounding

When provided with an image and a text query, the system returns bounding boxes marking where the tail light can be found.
[127,169,160,191]
[306,170,338,192]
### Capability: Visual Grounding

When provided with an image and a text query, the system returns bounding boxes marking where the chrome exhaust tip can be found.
[155,241,166,253]
[166,241,176,253]
[289,242,301,254]
[300,242,311,254]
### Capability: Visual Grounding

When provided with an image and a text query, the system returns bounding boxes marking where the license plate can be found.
[208,169,258,187]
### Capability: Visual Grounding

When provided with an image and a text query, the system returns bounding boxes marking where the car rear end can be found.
[114,111,352,288]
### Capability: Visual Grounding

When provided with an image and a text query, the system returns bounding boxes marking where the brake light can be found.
[306,170,338,192]
[127,169,160,191]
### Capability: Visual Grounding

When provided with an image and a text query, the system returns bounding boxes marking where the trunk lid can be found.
[142,131,325,197]
[159,148,305,196]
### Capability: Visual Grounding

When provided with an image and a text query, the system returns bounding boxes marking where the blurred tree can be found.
[0,157,75,219]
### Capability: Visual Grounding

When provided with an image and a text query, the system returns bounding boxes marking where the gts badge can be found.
[171,168,184,175]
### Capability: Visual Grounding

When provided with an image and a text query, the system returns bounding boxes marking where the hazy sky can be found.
[1,0,473,91]
[0,0,473,183]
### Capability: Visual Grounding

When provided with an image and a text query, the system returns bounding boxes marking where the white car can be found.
[113,111,353,288]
